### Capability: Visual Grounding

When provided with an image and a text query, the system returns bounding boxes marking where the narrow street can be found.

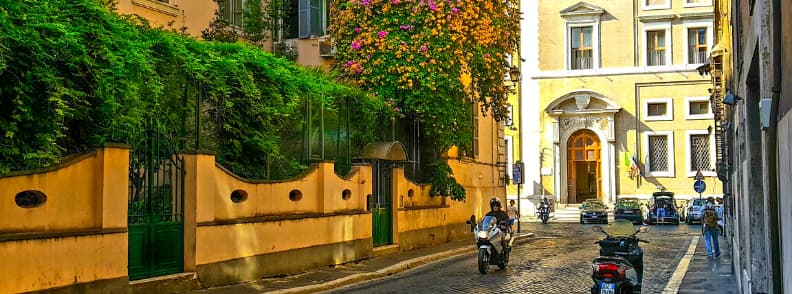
[328,223,699,294]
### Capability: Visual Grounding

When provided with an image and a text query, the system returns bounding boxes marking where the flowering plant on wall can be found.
[330,0,520,152]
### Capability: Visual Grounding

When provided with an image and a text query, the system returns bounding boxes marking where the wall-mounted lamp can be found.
[509,66,521,84]
[723,92,741,106]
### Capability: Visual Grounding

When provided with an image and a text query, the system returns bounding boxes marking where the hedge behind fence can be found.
[0,0,381,179]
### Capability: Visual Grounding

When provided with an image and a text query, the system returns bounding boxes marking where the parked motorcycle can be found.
[590,220,650,294]
[466,215,513,274]
[538,202,551,224]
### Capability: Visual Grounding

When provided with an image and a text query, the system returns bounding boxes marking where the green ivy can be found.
[0,0,378,179]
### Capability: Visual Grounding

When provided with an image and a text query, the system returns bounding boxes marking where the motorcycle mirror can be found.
[592,226,603,233]
[639,226,650,233]
[469,215,476,224]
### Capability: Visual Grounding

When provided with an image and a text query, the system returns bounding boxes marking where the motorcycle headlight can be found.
[477,231,489,239]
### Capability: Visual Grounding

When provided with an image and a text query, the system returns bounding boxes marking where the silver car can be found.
[686,199,707,224]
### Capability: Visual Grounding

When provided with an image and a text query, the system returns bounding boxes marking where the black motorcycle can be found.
[590,220,650,294]
[538,202,550,224]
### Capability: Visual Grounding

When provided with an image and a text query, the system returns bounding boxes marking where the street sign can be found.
[694,180,706,194]
[694,170,705,181]
[512,161,524,185]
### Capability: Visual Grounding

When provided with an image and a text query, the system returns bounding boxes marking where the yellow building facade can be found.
[531,0,722,206]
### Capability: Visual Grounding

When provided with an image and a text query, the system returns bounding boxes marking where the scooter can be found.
[466,215,513,274]
[590,220,650,294]
[538,202,551,224]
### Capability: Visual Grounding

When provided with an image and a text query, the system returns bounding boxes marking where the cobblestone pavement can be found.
[327,223,699,294]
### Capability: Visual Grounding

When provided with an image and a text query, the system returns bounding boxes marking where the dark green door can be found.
[370,160,393,246]
[128,130,185,280]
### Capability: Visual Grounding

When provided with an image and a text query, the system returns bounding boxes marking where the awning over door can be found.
[361,141,408,161]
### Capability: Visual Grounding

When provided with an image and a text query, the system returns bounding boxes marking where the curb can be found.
[264,233,535,294]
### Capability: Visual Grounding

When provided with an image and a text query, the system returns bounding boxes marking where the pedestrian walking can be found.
[699,197,721,257]
[507,199,519,231]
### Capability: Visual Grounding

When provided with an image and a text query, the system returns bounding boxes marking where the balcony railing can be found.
[571,49,593,70]
[647,50,666,66]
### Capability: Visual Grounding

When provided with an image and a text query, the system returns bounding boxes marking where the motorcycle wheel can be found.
[498,247,510,269]
[541,215,549,224]
[477,248,489,274]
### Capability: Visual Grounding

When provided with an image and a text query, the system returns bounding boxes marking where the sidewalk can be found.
[677,233,738,293]
[191,233,534,294]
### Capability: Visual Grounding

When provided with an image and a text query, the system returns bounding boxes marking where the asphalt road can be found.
[327,223,700,294]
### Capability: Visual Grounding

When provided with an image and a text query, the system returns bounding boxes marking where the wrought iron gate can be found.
[128,129,185,280]
[370,160,393,246]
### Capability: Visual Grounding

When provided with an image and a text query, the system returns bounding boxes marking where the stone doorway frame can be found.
[545,90,621,207]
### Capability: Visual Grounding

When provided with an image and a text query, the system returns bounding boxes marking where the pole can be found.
[517,184,521,233]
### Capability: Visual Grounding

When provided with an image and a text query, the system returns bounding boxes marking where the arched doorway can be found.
[567,130,601,203]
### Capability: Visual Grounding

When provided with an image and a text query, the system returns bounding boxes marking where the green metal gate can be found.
[128,128,185,280]
[370,160,393,246]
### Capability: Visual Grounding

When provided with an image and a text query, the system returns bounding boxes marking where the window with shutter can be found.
[298,0,325,38]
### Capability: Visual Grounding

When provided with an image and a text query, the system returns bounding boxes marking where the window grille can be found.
[649,135,669,172]
[691,134,710,171]
[647,30,666,66]
[688,28,708,64]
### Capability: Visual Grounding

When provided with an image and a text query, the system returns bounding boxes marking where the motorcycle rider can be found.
[486,198,511,232]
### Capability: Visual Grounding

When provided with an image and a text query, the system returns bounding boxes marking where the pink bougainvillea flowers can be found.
[420,45,428,52]
[452,7,458,13]
[378,31,388,38]
[354,27,362,33]
[351,40,362,50]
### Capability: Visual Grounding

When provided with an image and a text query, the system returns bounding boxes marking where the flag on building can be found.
[630,153,641,178]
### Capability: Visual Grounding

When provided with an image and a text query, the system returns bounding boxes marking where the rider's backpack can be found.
[703,208,718,229]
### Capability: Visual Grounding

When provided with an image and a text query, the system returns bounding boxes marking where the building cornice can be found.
[678,11,715,19]
[638,14,676,22]
[531,65,710,79]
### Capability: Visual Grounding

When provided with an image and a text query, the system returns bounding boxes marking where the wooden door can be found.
[567,130,601,203]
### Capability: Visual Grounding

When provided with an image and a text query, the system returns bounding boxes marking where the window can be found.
[643,131,675,177]
[298,0,328,38]
[643,98,673,121]
[690,134,710,171]
[505,104,514,126]
[570,26,593,70]
[280,0,325,39]
[686,130,715,176]
[646,30,666,66]
[221,0,245,27]
[647,103,667,117]
[687,28,708,64]
[643,0,670,10]
[649,135,669,171]
[685,97,713,119]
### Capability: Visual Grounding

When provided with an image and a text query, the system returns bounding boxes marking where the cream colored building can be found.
[525,0,722,207]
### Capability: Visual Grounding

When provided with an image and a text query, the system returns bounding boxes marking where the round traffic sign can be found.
[694,180,706,193]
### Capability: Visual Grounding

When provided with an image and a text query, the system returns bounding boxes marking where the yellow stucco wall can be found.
[0,233,128,293]
[536,0,722,202]
[116,0,216,38]
[539,0,714,71]
[196,214,371,265]
[0,147,130,293]
[184,154,373,266]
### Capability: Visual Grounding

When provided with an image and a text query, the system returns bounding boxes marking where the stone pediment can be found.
[560,2,605,18]
[545,90,621,115]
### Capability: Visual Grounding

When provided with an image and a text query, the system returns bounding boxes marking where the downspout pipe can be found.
[767,0,782,292]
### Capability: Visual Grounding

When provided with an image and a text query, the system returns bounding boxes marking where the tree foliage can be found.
[330,0,520,152]
[0,0,378,178]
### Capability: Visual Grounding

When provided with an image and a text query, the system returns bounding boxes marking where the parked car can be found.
[645,192,680,225]
[580,200,608,224]
[685,199,708,224]
[614,199,644,224]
